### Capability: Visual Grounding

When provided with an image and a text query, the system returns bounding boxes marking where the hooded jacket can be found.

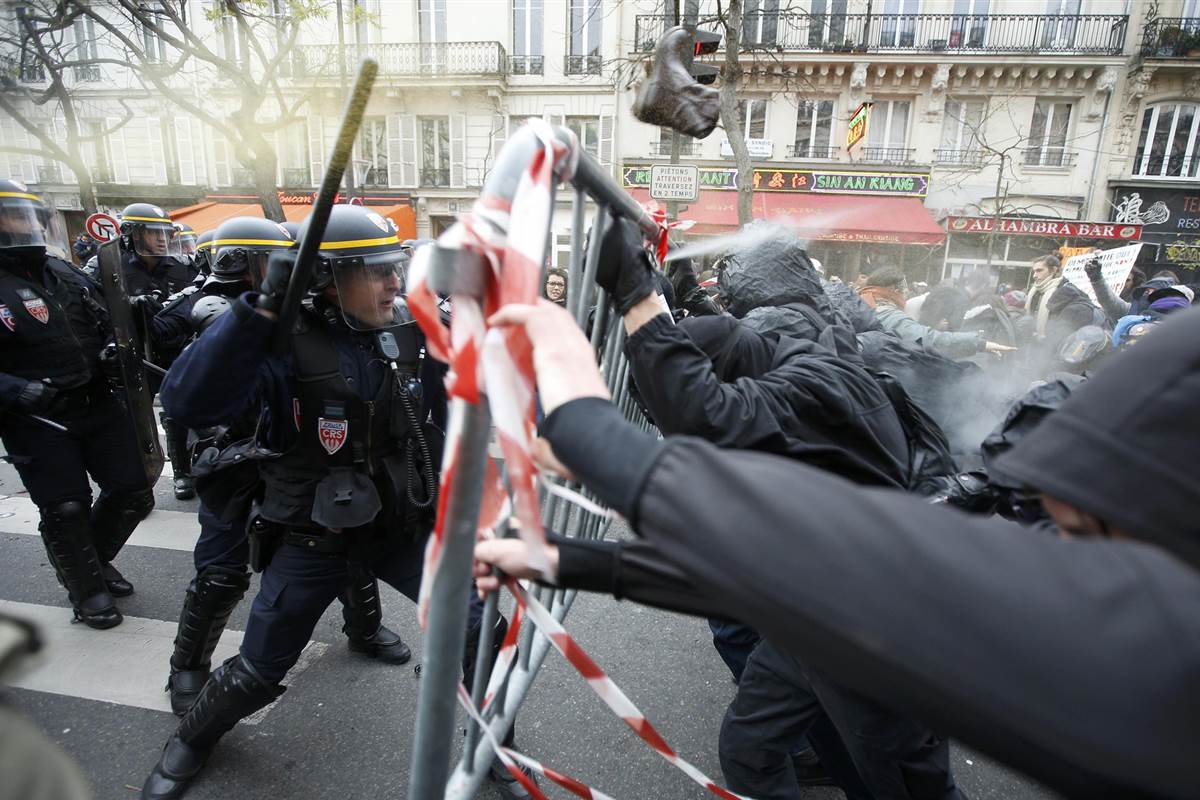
[538,308,1200,799]
[1026,279,1095,349]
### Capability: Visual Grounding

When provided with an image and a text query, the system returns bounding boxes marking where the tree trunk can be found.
[719,0,753,226]
[72,158,99,216]
[985,153,1006,269]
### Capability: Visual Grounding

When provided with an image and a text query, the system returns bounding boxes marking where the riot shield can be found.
[98,239,165,484]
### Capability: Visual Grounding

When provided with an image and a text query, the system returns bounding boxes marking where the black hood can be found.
[718,227,836,325]
[996,307,1200,570]
[679,313,776,382]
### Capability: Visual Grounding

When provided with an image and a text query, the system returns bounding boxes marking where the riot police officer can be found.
[174,222,199,267]
[143,205,523,799]
[0,179,155,629]
[193,229,216,277]
[160,216,415,717]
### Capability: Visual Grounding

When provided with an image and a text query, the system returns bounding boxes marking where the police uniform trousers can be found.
[720,638,965,800]
[193,502,249,574]
[2,387,150,512]
[240,533,484,684]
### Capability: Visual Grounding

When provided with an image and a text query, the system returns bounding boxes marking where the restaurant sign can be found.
[622,165,929,197]
[946,216,1142,240]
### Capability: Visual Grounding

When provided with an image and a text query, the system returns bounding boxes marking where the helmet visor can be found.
[0,204,47,250]
[128,219,183,258]
[176,231,198,255]
[330,250,409,330]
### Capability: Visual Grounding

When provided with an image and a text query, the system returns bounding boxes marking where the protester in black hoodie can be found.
[477,300,1200,800]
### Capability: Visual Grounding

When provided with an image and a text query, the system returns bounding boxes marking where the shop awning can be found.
[169,201,417,240]
[629,189,945,245]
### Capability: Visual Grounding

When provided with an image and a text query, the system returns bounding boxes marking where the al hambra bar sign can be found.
[622,165,928,198]
[947,216,1143,241]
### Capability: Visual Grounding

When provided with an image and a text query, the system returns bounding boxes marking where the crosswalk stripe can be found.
[0,599,328,721]
[0,495,199,552]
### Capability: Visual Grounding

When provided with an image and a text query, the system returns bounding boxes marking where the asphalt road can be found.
[0,440,1060,800]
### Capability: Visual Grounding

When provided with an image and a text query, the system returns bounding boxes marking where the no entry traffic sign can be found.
[85,212,119,242]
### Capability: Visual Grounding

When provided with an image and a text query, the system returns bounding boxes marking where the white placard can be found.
[1061,243,1143,303]
[649,164,700,202]
[720,138,773,159]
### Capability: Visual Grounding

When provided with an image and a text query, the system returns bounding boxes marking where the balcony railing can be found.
[634,13,1127,55]
[1023,149,1078,168]
[295,41,508,79]
[281,168,310,187]
[73,64,101,82]
[788,144,838,159]
[231,167,254,186]
[564,53,603,75]
[650,139,698,157]
[1141,17,1200,58]
[1131,154,1200,180]
[509,55,544,75]
[421,167,451,187]
[857,146,918,164]
[934,149,987,167]
[36,164,63,184]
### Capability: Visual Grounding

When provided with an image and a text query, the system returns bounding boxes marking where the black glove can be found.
[14,380,57,413]
[98,343,122,384]
[595,215,659,315]
[130,293,163,316]
[1084,257,1103,281]
[256,251,295,316]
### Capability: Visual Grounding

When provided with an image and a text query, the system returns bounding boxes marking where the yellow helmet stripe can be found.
[210,238,294,248]
[0,191,43,202]
[122,215,174,224]
[318,235,400,249]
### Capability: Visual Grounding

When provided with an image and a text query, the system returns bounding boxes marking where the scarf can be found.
[1026,275,1062,335]
[858,284,908,310]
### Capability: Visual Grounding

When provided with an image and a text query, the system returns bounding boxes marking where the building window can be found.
[72,16,101,81]
[808,0,848,47]
[742,0,778,45]
[736,99,767,140]
[864,99,911,159]
[655,126,696,157]
[141,14,168,62]
[418,0,447,42]
[878,0,919,48]
[420,116,450,186]
[85,120,112,182]
[14,6,46,82]
[791,99,834,159]
[567,0,602,74]
[950,0,989,48]
[1133,103,1200,180]
[566,116,599,159]
[280,122,310,186]
[512,0,544,74]
[1041,0,1081,48]
[1025,98,1072,167]
[356,117,387,187]
[937,98,985,164]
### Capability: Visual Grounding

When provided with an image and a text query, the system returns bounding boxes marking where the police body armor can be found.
[258,309,432,540]
[0,255,105,392]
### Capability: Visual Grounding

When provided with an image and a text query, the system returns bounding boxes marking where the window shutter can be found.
[211,130,230,187]
[399,114,417,188]
[149,119,168,184]
[599,107,614,171]
[307,116,324,187]
[192,119,209,186]
[450,114,466,188]
[109,117,130,184]
[488,113,508,177]
[176,117,196,184]
[386,114,404,187]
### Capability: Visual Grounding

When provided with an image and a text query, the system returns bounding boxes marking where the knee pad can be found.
[43,499,91,527]
[196,564,251,596]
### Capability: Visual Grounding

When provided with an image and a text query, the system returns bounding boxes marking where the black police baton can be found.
[270,59,378,354]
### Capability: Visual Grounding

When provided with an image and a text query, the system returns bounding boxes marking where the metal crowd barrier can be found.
[408,123,663,800]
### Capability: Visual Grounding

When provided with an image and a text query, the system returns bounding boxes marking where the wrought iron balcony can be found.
[650,139,697,157]
[295,41,508,79]
[73,64,101,82]
[1022,149,1078,168]
[564,53,603,75]
[1141,17,1200,59]
[509,55,544,75]
[281,168,310,187]
[934,149,987,167]
[35,163,63,184]
[634,13,1127,55]
[787,144,838,159]
[421,167,451,187]
[857,146,918,164]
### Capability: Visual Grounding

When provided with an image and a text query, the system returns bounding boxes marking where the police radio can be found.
[376,330,436,509]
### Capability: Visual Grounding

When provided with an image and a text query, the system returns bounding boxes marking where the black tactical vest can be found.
[121,250,197,297]
[258,310,421,531]
[0,255,105,389]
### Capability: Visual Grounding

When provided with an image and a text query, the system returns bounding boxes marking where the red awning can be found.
[629,189,945,245]
[169,201,417,240]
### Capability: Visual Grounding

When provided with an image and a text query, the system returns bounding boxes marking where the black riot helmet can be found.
[174,222,198,256]
[279,221,301,240]
[194,229,217,275]
[120,202,180,259]
[298,205,408,330]
[0,178,52,253]
[210,217,294,288]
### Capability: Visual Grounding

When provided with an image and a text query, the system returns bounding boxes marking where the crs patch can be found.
[0,305,14,331]
[317,417,348,455]
[22,296,49,324]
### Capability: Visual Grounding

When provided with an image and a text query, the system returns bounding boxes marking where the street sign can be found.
[846,102,872,152]
[85,212,120,242]
[650,164,700,203]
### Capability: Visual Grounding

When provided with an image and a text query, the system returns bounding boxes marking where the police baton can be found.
[270,59,378,354]
[13,411,68,434]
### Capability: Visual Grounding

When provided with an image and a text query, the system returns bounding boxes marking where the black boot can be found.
[341,562,411,665]
[162,414,195,500]
[40,500,121,629]
[461,614,508,692]
[143,655,283,800]
[92,488,155,596]
[166,566,251,716]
